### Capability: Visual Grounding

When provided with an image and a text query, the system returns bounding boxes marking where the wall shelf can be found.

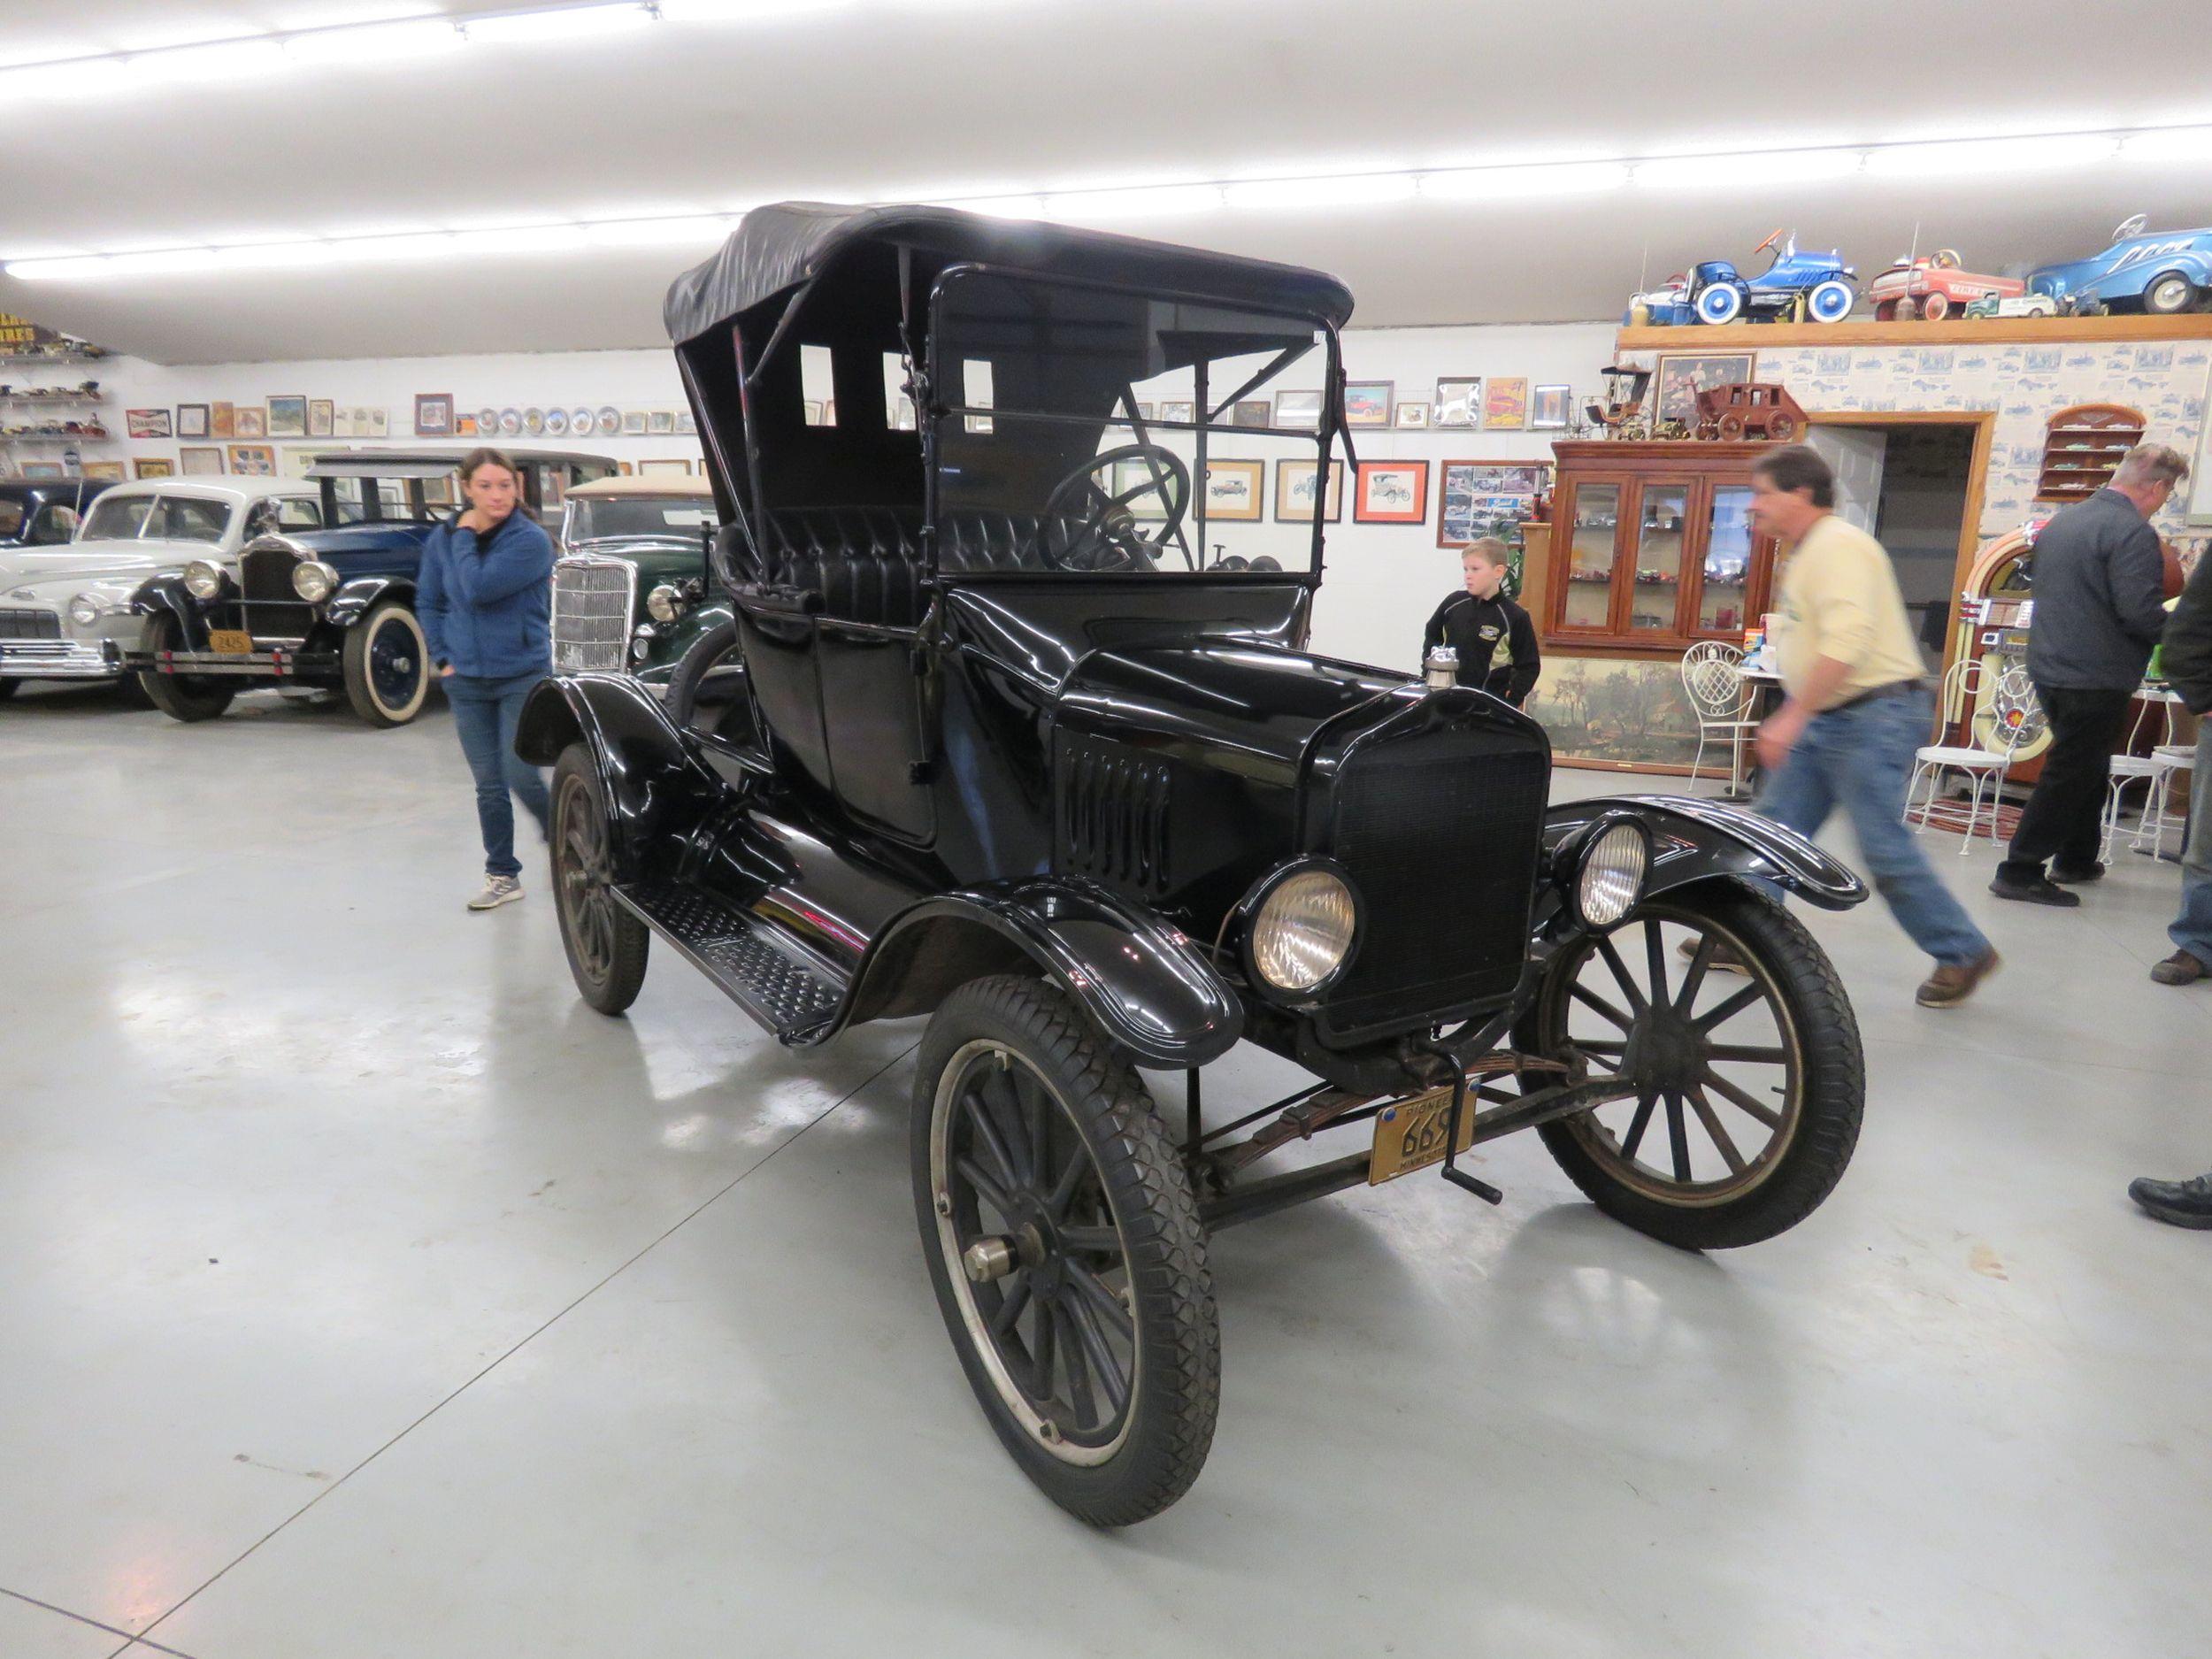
[1617,314,2212,350]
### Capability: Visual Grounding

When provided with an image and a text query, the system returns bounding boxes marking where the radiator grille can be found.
[0,607,61,641]
[552,557,634,672]
[1059,740,1172,895]
[1322,729,1548,1037]
[239,544,300,603]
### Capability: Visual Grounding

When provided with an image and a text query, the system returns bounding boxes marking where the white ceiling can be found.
[4,0,2210,363]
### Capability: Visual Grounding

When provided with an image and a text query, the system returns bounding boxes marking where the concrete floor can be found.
[3,679,2208,1659]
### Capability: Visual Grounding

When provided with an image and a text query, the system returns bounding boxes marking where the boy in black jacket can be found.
[1422,539,1540,707]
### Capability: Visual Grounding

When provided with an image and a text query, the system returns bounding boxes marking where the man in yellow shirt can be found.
[1747,445,1999,1007]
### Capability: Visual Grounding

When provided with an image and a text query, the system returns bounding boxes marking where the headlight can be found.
[1247,864,1358,992]
[1571,818,1650,932]
[68,593,104,628]
[644,583,684,624]
[182,559,224,601]
[291,560,339,603]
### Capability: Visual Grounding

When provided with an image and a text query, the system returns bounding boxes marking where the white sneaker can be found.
[468,874,524,910]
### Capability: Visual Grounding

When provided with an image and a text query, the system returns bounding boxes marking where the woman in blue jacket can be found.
[418,449,556,910]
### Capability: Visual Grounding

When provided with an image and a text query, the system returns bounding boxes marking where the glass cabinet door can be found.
[1628,483,1689,633]
[1699,484,1755,634]
[1562,482,1622,630]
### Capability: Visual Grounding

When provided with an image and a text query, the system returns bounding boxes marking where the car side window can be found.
[276,497,322,531]
[27,503,79,545]
[157,495,234,544]
[81,495,153,541]
[330,479,367,524]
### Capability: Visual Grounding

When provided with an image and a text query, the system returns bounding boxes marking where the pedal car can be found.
[1866,249,2024,320]
[2023,214,2212,316]
[1626,229,1857,326]
[521,203,1871,1526]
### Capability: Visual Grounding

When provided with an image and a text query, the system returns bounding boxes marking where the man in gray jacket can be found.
[1992,444,2187,905]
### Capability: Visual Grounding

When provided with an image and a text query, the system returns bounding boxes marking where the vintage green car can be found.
[549,474,729,700]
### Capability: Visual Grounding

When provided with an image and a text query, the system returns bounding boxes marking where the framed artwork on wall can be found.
[368,408,388,437]
[227,443,276,476]
[81,460,126,482]
[233,405,267,439]
[1354,459,1430,524]
[19,462,65,480]
[307,399,334,438]
[1433,378,1483,427]
[1438,459,1550,548]
[1482,378,1528,430]
[180,445,225,475]
[1653,352,1756,425]
[1202,458,1265,522]
[622,411,648,434]
[1394,401,1431,428]
[211,401,236,439]
[1271,389,1323,431]
[282,447,320,477]
[414,394,454,437]
[1231,399,1271,428]
[176,403,210,439]
[649,410,675,434]
[126,408,172,439]
[1530,384,1573,429]
[1273,458,1343,523]
[133,457,176,479]
[1157,401,1194,425]
[1342,380,1393,427]
[676,411,697,434]
[639,458,692,477]
[1110,458,1171,520]
[266,396,307,438]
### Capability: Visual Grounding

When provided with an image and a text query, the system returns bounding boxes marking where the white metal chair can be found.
[1681,641,1757,795]
[2129,743,2197,859]
[2104,691,2187,861]
[1907,659,2040,854]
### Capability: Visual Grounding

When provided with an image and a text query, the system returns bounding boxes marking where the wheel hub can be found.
[1622,1007,1705,1094]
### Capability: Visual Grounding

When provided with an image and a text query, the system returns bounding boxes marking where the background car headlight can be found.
[1248,866,1358,992]
[67,593,104,628]
[182,560,225,600]
[644,583,685,624]
[1573,820,1649,931]
[291,560,339,603]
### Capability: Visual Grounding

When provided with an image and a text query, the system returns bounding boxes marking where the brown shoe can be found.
[1677,936,1751,976]
[1916,947,2001,1008]
[2151,950,2207,986]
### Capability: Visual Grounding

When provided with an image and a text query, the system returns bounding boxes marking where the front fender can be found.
[514,672,721,876]
[1546,794,1867,911]
[840,879,1244,1068]
[326,576,410,627]
[128,572,202,635]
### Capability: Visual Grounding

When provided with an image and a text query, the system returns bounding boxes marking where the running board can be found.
[613,883,846,1041]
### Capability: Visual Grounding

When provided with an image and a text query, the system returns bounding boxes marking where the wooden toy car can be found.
[1694,381,1806,442]
[1867,250,2024,321]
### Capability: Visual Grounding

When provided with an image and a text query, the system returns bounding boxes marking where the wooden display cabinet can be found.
[1536,441,1781,654]
[2036,403,2143,503]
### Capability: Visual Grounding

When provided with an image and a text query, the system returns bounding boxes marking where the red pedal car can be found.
[1866,250,2024,320]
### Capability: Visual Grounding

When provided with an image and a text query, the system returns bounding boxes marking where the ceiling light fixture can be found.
[581,214,738,244]
[281,19,467,65]
[1632,148,1862,188]
[1042,183,1225,217]
[1863,133,2117,175]
[2121,126,2212,162]
[123,38,290,83]
[1421,161,1631,199]
[1225,173,1418,211]
[459,4,655,42]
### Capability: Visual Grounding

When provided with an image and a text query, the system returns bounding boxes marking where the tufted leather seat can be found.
[755,507,1081,628]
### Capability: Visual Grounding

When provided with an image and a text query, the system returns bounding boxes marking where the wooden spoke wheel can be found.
[551,743,649,1013]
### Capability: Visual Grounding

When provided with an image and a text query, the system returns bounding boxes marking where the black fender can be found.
[837,879,1244,1068]
[1545,793,1867,912]
[513,672,723,874]
[127,572,204,640]
[326,576,412,628]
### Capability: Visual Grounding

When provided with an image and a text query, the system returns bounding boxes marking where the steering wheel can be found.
[1753,227,1786,258]
[2114,212,2148,241]
[1036,444,1191,572]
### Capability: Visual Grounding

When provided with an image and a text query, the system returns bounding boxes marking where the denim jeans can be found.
[446,670,550,879]
[1755,685,1993,967]
[2168,726,2212,964]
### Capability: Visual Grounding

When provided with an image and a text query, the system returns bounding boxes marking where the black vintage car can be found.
[518,204,1870,1525]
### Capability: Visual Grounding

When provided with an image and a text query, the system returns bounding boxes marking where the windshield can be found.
[154,495,233,543]
[928,268,1337,577]
[81,495,155,541]
[568,496,716,542]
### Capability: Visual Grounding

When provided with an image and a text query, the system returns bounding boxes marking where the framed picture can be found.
[1202,458,1264,522]
[1353,459,1429,525]
[180,445,225,475]
[367,408,388,437]
[639,458,692,477]
[1433,378,1483,428]
[1271,389,1324,431]
[648,410,675,434]
[1530,384,1572,430]
[266,396,307,438]
[307,399,334,438]
[1342,380,1393,427]
[623,410,648,434]
[1394,401,1431,429]
[233,405,267,439]
[1231,399,1272,429]
[81,459,126,482]
[676,411,696,434]
[1157,401,1194,425]
[1438,459,1550,547]
[413,393,454,437]
[455,415,478,438]
[1654,352,1756,426]
[126,408,173,439]
[1110,457,1172,520]
[133,457,176,479]
[210,401,236,439]
[332,408,355,438]
[1482,378,1528,430]
[1273,458,1343,523]
[282,447,321,478]
[1132,403,1156,422]
[176,403,210,439]
[226,443,276,476]
[19,461,65,480]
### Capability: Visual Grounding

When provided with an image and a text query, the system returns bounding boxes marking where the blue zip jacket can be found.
[417,509,555,679]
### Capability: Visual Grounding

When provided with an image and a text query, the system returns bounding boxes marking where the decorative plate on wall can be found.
[498,408,522,435]
[476,407,498,433]
[523,407,545,435]
[571,406,593,434]
[545,408,568,436]
[596,405,620,435]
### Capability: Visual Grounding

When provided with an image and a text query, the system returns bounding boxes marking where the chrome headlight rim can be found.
[290,559,339,603]
[181,558,226,601]
[67,592,104,628]
[1564,813,1652,933]
[644,582,686,625]
[1236,856,1362,998]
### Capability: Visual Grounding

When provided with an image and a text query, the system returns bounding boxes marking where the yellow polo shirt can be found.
[1772,513,1926,704]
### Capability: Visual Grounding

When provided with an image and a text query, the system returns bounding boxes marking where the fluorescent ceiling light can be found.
[1633,148,1861,188]
[284,19,466,64]
[1225,173,1417,211]
[582,215,735,244]
[657,0,856,14]
[2121,126,2212,162]
[1864,134,2116,175]
[1421,161,1629,199]
[126,38,288,81]
[1045,183,1225,216]
[210,242,341,271]
[461,4,654,43]
[338,232,461,262]
[941,195,1046,219]
[448,224,590,254]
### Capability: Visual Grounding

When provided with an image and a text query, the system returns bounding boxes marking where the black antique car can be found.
[518,204,1870,1525]
[126,449,615,725]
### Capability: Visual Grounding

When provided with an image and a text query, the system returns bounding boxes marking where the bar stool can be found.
[2131,744,2197,859]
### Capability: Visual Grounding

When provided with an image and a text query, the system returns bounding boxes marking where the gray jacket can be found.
[2024,488,2168,689]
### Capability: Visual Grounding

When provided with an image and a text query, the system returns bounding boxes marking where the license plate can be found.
[1368,1086,1475,1186]
[207,629,253,655]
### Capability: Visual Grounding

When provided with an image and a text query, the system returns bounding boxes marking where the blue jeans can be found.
[447,670,550,879]
[2169,726,2212,964]
[1755,686,1993,967]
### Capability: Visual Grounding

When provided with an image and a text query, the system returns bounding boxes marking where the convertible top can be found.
[663,202,1356,344]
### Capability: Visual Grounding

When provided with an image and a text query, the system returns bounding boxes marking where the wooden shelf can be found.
[1617,313,2212,350]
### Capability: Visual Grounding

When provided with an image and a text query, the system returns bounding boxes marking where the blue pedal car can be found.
[1628,229,1858,326]
[2025,214,2212,316]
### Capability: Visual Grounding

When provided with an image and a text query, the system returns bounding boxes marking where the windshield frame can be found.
[923,260,1343,588]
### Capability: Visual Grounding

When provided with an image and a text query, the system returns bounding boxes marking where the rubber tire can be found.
[140,617,236,723]
[665,616,739,729]
[1807,279,1856,323]
[342,602,432,727]
[1919,290,1950,321]
[1694,283,1743,326]
[2143,273,2196,316]
[1525,883,1864,1251]
[912,975,1218,1528]
[0,677,19,701]
[550,741,649,1015]
[1872,300,1897,322]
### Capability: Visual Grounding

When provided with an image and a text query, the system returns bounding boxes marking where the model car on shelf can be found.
[1962,292,2061,319]
[1625,230,1858,326]
[550,473,730,698]
[123,448,617,726]
[1865,249,2025,321]
[520,202,1873,1527]
[2023,214,2212,316]
[0,476,311,699]
[1693,380,1807,441]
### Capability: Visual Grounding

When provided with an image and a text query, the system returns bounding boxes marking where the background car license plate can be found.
[1367,1086,1476,1185]
[207,629,253,655]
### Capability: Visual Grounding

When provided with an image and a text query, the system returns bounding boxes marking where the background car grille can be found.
[0,608,62,641]
[552,557,634,672]
[1057,737,1172,895]
[1321,726,1548,1039]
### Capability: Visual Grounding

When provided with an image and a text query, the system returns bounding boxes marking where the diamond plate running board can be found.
[613,883,847,1041]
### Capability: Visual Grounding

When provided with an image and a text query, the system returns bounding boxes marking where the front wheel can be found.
[342,602,431,726]
[913,975,1218,1527]
[551,742,649,1014]
[1523,884,1863,1250]
[2143,273,2197,316]
[140,616,235,723]
[1805,279,1856,323]
[1694,282,1744,326]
